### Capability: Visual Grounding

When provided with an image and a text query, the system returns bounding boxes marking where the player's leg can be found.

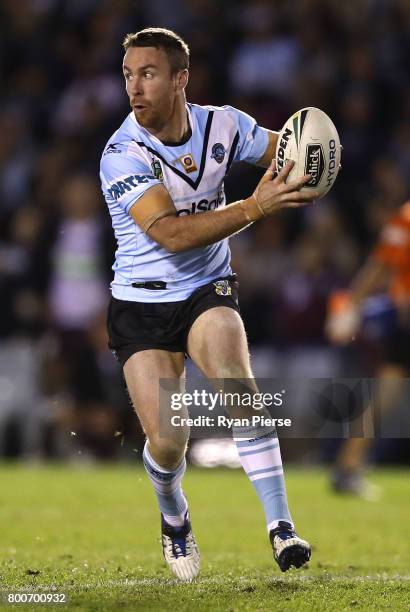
[124,349,189,524]
[187,307,292,527]
[124,349,187,468]
[186,307,310,571]
[332,363,406,497]
[124,349,200,580]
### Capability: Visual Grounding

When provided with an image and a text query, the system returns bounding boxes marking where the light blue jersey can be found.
[100,103,268,302]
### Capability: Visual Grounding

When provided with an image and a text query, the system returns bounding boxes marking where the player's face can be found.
[123,47,181,131]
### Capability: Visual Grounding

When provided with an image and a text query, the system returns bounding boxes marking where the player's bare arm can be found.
[131,160,317,253]
[255,130,279,168]
[349,258,390,305]
[326,258,391,345]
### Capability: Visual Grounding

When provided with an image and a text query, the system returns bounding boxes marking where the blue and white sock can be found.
[233,425,293,532]
[142,442,188,527]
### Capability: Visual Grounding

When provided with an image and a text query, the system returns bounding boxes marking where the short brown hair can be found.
[123,28,189,74]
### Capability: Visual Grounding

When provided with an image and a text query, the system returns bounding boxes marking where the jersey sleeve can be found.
[225,106,270,165]
[100,147,161,214]
[372,209,410,269]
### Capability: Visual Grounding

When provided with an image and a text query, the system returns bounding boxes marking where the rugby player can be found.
[327,201,410,496]
[100,28,317,581]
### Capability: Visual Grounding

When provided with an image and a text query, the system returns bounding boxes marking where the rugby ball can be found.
[275,107,341,198]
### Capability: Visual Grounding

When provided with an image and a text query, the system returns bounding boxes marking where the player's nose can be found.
[129,77,143,96]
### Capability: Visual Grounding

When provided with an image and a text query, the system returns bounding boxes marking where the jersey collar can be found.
[129,104,194,148]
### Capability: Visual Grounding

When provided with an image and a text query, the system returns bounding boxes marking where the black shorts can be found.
[107,275,240,367]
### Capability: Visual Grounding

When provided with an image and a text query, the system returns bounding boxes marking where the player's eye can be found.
[143,71,154,79]
[124,73,133,81]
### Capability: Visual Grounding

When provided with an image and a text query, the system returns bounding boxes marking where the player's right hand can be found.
[245,159,318,220]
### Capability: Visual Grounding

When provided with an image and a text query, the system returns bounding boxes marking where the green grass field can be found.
[0,465,409,611]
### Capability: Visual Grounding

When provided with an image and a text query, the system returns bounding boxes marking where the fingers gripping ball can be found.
[275,107,342,198]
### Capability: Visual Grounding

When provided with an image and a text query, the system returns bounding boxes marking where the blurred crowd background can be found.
[0,0,408,462]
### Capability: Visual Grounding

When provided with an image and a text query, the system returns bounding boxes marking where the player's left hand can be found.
[325,291,361,345]
[245,158,319,221]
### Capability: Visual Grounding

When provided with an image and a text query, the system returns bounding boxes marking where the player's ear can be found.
[175,69,188,91]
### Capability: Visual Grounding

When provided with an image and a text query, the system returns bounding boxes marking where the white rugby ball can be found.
[275,107,341,198]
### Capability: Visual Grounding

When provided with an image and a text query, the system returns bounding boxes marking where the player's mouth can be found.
[133,103,148,112]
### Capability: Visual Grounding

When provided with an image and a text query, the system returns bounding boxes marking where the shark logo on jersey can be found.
[176,153,197,174]
[108,174,156,200]
[211,143,226,164]
[151,159,163,181]
[213,280,232,296]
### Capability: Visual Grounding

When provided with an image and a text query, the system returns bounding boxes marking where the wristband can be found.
[242,196,265,223]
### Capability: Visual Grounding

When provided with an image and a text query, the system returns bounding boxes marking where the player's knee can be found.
[212,363,253,379]
[147,434,187,469]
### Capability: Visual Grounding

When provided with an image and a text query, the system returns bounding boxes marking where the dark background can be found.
[0,0,408,462]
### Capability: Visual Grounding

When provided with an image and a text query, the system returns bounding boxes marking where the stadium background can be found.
[0,0,409,465]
